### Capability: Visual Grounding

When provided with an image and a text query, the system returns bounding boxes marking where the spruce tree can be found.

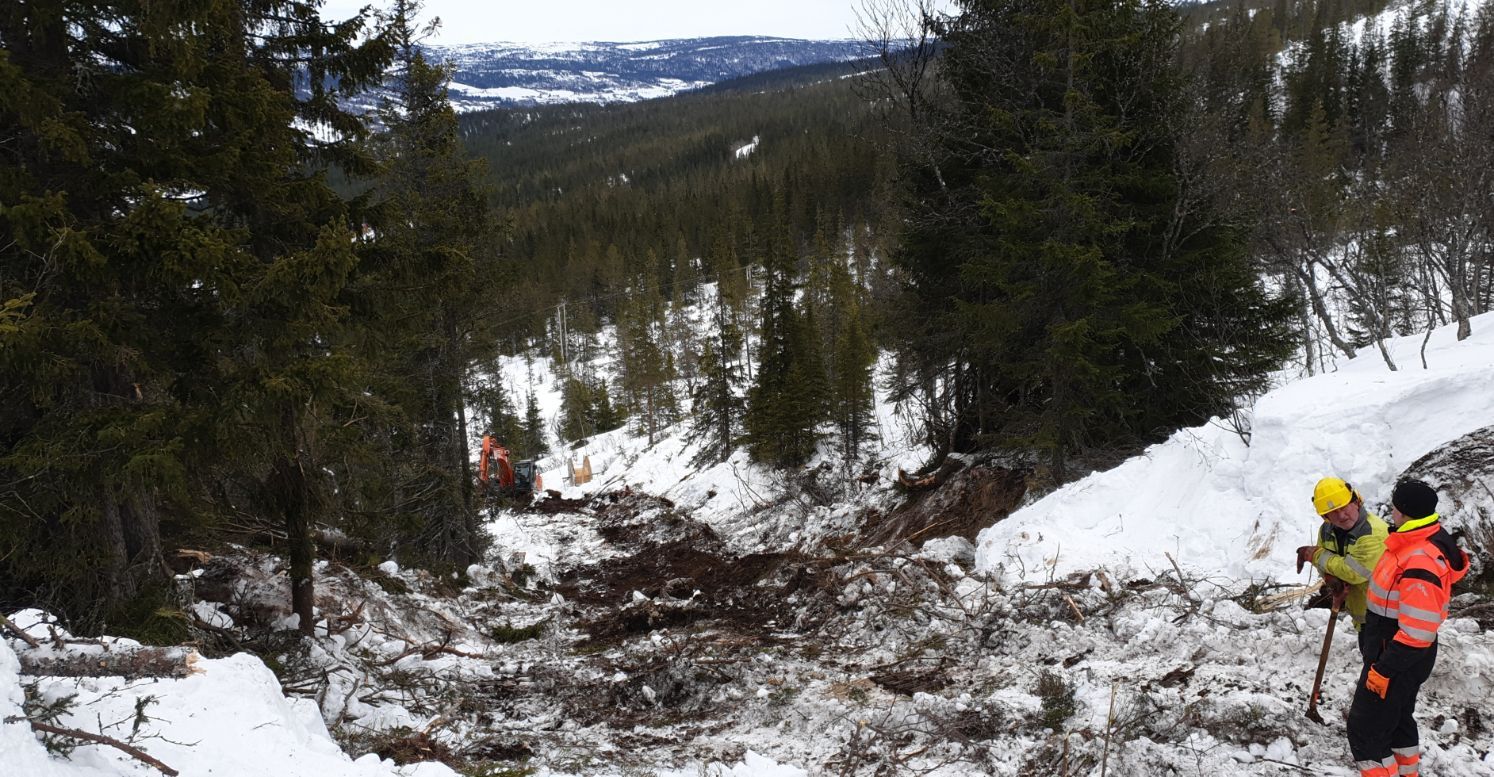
[591,379,624,436]
[359,0,494,567]
[0,4,202,619]
[521,390,549,459]
[557,377,595,443]
[893,0,1292,476]
[744,193,829,468]
[475,375,524,456]
[829,262,878,463]
[689,285,746,466]
[617,276,677,445]
[0,0,392,634]
[209,3,393,635]
[557,373,623,443]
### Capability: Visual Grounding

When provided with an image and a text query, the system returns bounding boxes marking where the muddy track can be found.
[558,543,837,645]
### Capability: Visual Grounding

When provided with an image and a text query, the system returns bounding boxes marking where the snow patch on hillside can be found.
[479,285,929,574]
[975,311,1494,584]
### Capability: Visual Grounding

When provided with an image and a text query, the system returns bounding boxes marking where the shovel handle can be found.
[1307,597,1343,718]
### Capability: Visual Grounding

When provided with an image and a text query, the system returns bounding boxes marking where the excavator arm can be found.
[480,434,547,502]
[479,435,517,492]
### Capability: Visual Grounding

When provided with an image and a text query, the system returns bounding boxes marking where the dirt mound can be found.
[559,541,832,645]
[864,462,1031,549]
[530,493,591,513]
[556,539,724,605]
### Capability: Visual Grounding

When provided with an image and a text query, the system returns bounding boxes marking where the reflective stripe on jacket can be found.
[1316,509,1388,627]
[1362,513,1468,674]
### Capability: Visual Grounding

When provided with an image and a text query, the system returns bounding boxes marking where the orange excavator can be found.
[478,435,542,499]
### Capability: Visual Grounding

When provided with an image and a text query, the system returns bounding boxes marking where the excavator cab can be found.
[512,460,539,494]
[478,435,543,501]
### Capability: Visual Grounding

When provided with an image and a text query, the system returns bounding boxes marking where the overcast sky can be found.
[319,0,875,45]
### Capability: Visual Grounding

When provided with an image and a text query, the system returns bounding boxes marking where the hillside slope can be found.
[430,37,868,111]
[974,312,1494,585]
[5,314,1494,776]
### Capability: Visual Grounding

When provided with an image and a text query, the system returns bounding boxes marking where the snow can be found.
[478,282,928,569]
[698,750,808,776]
[1278,0,1492,72]
[976,311,1494,584]
[446,77,710,108]
[2,611,457,777]
[496,351,926,562]
[8,241,1494,776]
[735,135,760,159]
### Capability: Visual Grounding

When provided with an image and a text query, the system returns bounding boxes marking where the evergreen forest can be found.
[4,0,1494,640]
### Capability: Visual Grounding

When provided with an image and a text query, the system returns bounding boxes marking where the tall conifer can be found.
[744,193,829,468]
[894,0,1291,476]
[361,0,494,567]
[0,0,393,634]
[689,284,746,465]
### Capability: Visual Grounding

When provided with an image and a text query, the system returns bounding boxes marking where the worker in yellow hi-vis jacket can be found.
[1296,477,1389,631]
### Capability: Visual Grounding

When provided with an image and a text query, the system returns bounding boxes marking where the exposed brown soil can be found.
[863,463,1031,549]
[374,729,456,766]
[559,542,836,645]
[871,665,951,696]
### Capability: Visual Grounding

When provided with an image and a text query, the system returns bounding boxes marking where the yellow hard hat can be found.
[1312,477,1355,515]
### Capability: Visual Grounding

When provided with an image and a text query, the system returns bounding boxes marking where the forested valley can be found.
[3,0,1493,716]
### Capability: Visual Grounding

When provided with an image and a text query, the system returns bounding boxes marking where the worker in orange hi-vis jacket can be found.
[1346,480,1468,777]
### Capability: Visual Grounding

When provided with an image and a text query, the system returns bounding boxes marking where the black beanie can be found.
[1392,479,1438,520]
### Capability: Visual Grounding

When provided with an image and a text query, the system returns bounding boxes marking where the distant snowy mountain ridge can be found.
[424,36,868,111]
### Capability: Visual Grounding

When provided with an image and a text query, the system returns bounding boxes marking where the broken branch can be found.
[1063,594,1086,623]
[11,718,180,776]
[1,613,42,649]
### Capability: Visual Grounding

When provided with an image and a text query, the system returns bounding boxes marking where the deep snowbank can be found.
[1,611,456,777]
[976,312,1494,584]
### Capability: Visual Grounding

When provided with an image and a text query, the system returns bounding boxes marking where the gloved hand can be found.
[1326,576,1349,608]
[1366,666,1390,699]
[1296,545,1321,574]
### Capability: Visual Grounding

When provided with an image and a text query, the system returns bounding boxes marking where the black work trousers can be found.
[1346,641,1437,766]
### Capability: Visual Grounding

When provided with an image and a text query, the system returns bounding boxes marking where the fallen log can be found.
[19,647,201,680]
[174,548,213,564]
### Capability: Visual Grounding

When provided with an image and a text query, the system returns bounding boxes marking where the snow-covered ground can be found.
[464,304,1494,775]
[974,310,1494,585]
[482,284,930,578]
[1,610,457,777]
[6,289,1493,774]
